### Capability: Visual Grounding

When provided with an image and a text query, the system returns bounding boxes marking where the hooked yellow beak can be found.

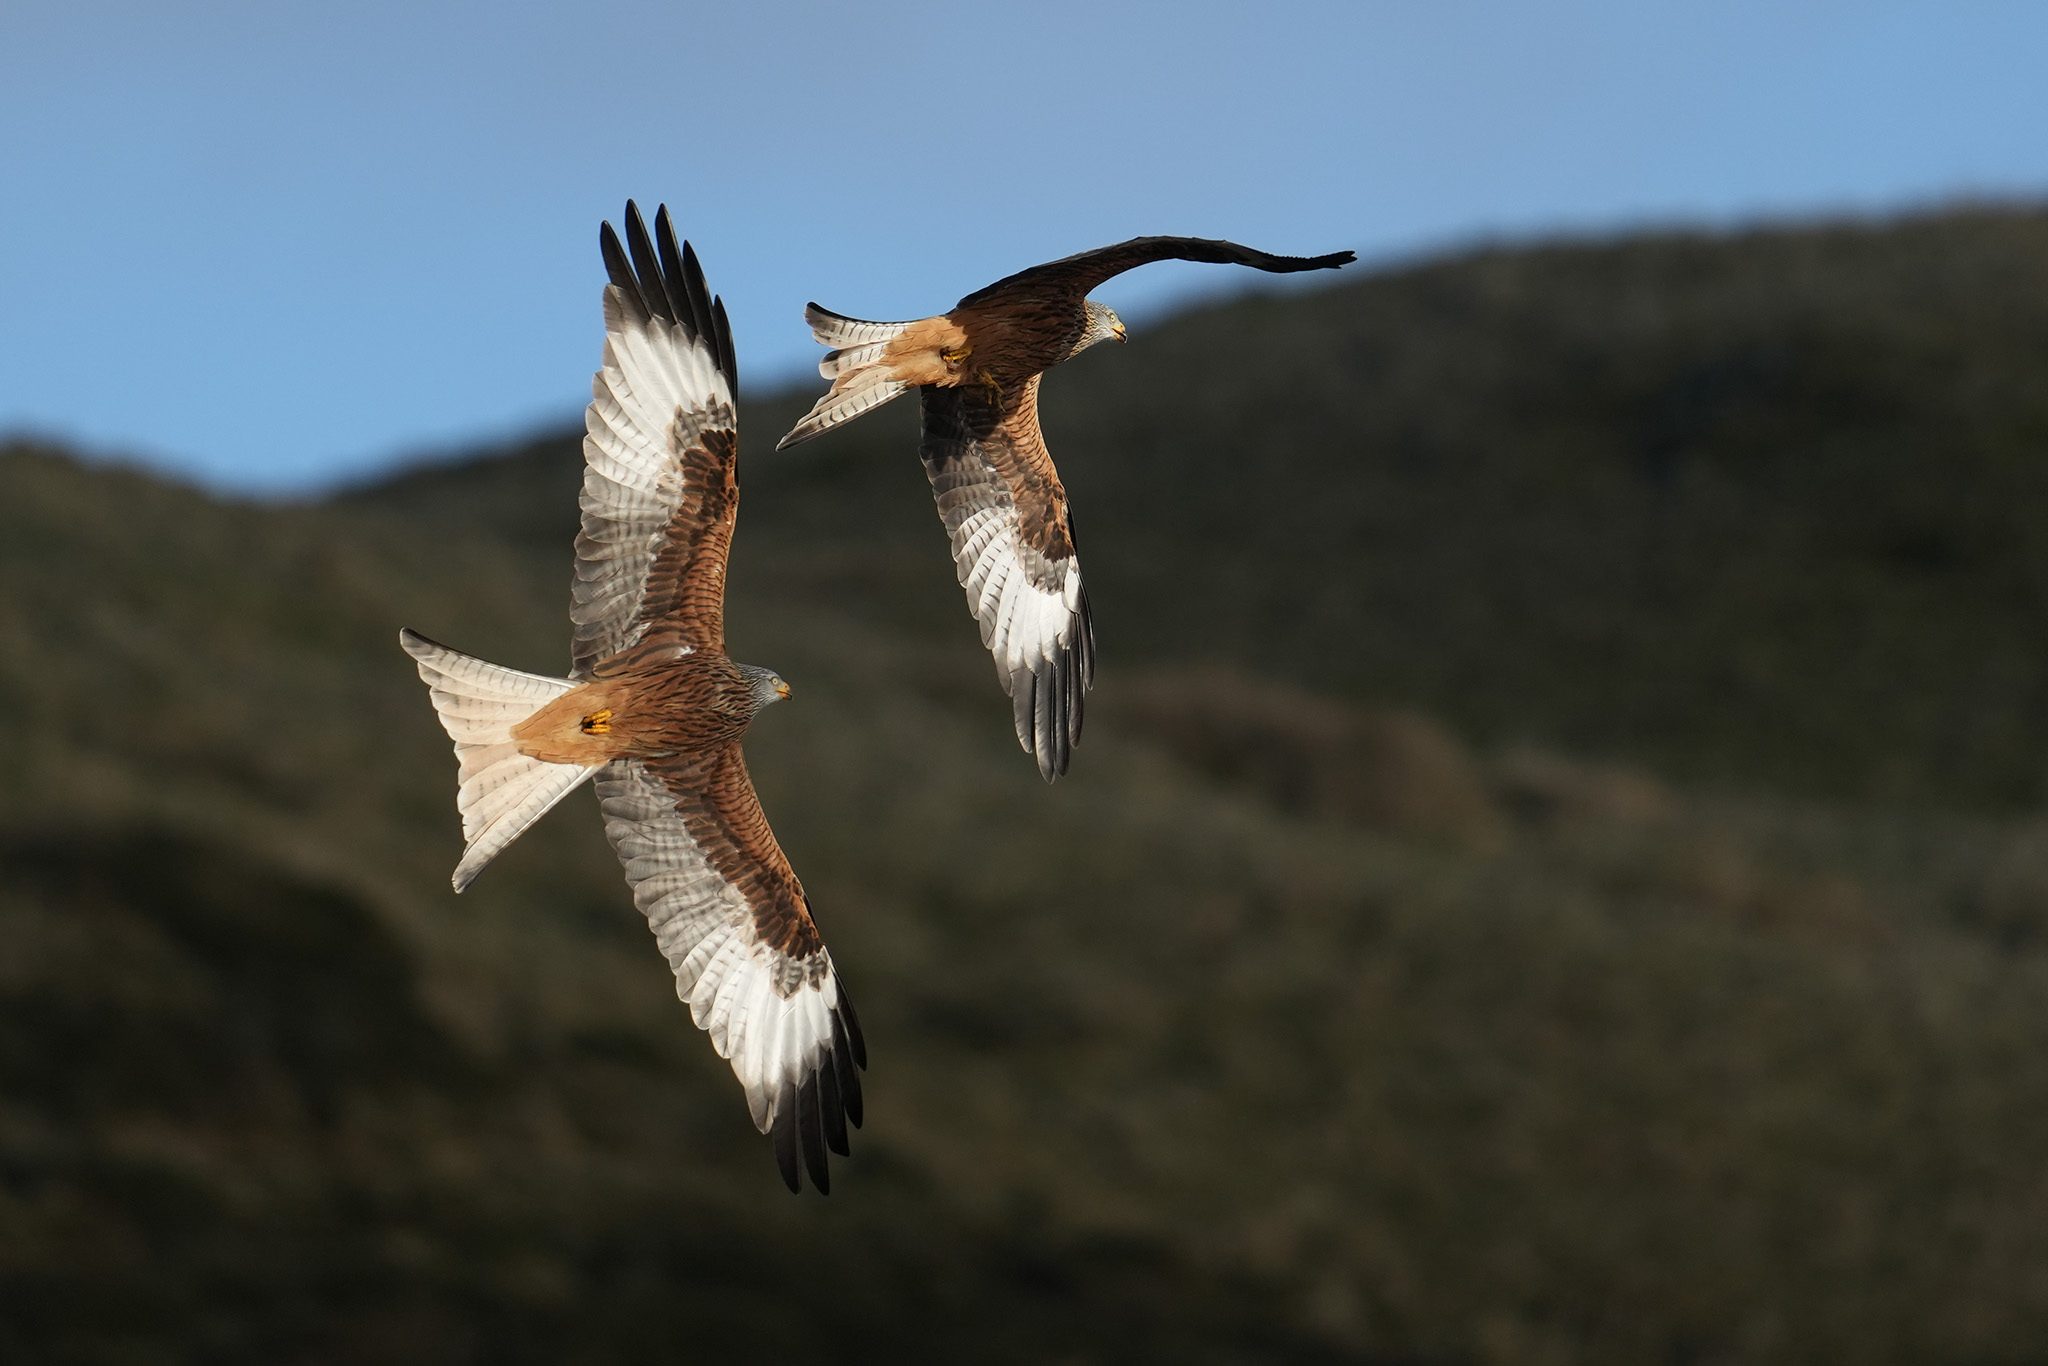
[1112,321,1127,343]
[775,679,793,700]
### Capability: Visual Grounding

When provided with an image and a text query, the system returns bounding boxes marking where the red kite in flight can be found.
[776,237,1356,780]
[401,204,862,1193]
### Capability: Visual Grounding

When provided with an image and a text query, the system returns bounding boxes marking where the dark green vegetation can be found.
[7,207,2048,1361]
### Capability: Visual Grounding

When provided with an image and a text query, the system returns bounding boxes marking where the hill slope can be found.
[7,207,2048,1362]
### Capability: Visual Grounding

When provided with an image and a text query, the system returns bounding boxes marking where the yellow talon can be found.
[940,345,970,365]
[581,708,613,735]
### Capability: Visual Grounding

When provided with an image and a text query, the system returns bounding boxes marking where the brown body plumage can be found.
[508,647,754,764]
[777,234,1357,780]
[400,204,861,1194]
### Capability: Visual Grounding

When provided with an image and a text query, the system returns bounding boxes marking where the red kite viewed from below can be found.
[400,203,862,1194]
[776,237,1356,782]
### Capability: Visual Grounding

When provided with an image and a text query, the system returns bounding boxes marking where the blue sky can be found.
[4,1,2046,491]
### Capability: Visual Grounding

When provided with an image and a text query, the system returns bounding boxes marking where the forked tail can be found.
[775,303,922,449]
[399,628,597,891]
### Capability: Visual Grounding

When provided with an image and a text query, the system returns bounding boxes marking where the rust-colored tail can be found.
[775,304,924,449]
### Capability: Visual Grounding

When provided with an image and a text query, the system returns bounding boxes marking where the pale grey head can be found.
[738,662,793,711]
[1073,299,1128,357]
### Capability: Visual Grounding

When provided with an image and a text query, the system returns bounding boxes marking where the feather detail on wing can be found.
[572,202,742,674]
[597,750,865,1194]
[957,235,1356,309]
[920,379,1095,782]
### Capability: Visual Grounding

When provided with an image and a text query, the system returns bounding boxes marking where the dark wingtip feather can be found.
[818,1055,850,1156]
[711,295,737,391]
[772,1099,802,1193]
[599,202,740,395]
[623,204,663,307]
[1042,662,1061,782]
[678,238,715,340]
[769,1016,869,1191]
[1014,598,1091,782]
[598,221,634,300]
[836,987,869,1072]
[830,1010,864,1129]
[797,1074,831,1194]
[1246,246,1358,274]
[652,205,693,330]
[1034,664,1061,783]
[1054,647,1074,777]
[1072,608,1094,746]
[1014,667,1047,782]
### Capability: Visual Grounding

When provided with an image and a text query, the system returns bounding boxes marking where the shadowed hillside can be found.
[7,207,2048,1363]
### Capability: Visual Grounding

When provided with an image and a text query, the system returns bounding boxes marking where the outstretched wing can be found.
[572,202,743,676]
[597,746,866,1194]
[920,378,1095,782]
[957,235,1355,309]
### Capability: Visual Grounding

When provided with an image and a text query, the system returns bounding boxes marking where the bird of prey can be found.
[399,203,862,1194]
[774,236,1356,781]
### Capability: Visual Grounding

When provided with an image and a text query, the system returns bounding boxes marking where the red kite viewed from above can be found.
[400,203,862,1194]
[776,237,1357,781]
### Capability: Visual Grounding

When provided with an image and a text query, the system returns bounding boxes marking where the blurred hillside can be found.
[7,206,2048,1363]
